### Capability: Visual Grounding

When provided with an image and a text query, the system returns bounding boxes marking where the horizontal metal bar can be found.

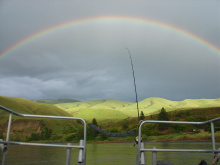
[0,141,84,149]
[0,105,21,116]
[22,114,85,121]
[141,148,220,153]
[141,120,206,125]
[0,105,85,122]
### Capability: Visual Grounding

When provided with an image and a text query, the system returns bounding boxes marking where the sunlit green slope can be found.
[55,99,133,120]
[0,96,71,116]
[119,97,179,116]
[120,98,220,116]
[55,97,220,120]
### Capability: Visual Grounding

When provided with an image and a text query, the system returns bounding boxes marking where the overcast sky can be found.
[0,0,220,102]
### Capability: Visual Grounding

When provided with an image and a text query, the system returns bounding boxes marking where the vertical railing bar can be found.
[6,113,13,142]
[211,122,216,155]
[137,123,143,165]
[78,140,84,164]
[65,143,72,165]
[140,142,145,165]
[152,147,157,165]
[82,120,87,165]
[2,113,12,165]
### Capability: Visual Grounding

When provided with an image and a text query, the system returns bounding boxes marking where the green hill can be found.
[119,97,178,116]
[1,96,220,142]
[0,96,77,141]
[55,99,132,120]
[0,96,71,116]
[55,97,220,120]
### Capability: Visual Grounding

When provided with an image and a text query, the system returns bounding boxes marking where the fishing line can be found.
[125,48,140,122]
[85,48,140,137]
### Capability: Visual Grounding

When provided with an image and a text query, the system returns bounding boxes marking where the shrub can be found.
[26,133,40,141]
[65,133,78,142]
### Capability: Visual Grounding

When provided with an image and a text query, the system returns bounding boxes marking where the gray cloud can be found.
[0,0,220,102]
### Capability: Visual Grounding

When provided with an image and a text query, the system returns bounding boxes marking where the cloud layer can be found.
[0,0,220,102]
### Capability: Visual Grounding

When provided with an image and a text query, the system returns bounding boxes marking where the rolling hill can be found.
[55,97,220,120]
[1,96,220,142]
[0,96,77,141]
[55,99,133,120]
[1,96,220,121]
[0,96,71,116]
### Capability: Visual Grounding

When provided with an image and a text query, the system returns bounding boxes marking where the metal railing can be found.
[136,117,220,165]
[0,105,87,165]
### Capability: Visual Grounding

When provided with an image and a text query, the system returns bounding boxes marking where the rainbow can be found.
[0,16,220,58]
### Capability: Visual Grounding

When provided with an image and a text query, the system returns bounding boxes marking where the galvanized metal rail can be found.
[136,118,220,165]
[0,105,87,165]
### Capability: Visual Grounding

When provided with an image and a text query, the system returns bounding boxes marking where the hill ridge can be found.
[1,96,220,121]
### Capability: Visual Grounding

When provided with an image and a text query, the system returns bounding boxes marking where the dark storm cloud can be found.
[0,0,220,101]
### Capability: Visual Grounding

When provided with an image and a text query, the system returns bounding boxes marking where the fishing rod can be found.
[86,48,140,137]
[125,48,140,122]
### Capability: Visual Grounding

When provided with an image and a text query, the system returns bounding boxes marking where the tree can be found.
[92,118,98,126]
[158,107,169,121]
[158,107,169,131]
[88,118,99,139]
[140,111,145,120]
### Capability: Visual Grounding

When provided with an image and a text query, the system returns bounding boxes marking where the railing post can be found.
[82,120,87,165]
[78,140,84,165]
[65,143,72,165]
[2,113,12,165]
[6,113,13,142]
[211,122,216,155]
[140,142,145,165]
[137,124,143,165]
[212,148,220,165]
[152,147,157,165]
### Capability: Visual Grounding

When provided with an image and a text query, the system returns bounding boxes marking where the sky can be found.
[0,0,220,102]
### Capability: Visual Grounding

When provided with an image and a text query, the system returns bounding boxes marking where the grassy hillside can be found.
[1,96,220,143]
[119,97,178,116]
[0,96,79,142]
[35,99,80,104]
[55,99,133,120]
[55,97,220,120]
[0,96,71,116]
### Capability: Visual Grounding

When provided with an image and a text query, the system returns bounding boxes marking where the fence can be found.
[136,117,220,165]
[0,105,87,165]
